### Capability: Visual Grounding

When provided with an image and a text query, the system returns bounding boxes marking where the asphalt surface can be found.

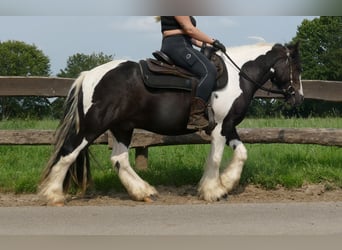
[1,202,342,235]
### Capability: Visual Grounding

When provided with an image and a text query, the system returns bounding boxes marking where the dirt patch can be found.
[1,184,342,207]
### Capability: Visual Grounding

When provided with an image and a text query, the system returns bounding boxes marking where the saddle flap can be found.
[139,60,194,91]
[146,59,194,78]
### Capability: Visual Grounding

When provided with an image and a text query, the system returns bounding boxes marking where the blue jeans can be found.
[161,35,217,102]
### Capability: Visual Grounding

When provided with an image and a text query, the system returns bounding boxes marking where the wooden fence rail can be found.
[1,128,341,147]
[0,76,341,101]
[1,128,341,169]
[1,77,341,169]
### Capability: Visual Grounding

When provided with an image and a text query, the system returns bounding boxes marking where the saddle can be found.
[139,46,228,92]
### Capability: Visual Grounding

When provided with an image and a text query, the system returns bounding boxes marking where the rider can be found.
[160,16,226,130]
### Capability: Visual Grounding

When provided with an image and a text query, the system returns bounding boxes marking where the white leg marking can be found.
[111,140,157,201]
[220,140,247,192]
[198,126,227,201]
[298,74,304,96]
[40,139,89,205]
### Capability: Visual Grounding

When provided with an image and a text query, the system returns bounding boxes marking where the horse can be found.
[39,42,303,205]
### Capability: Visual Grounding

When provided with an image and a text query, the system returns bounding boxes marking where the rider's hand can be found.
[213,40,226,53]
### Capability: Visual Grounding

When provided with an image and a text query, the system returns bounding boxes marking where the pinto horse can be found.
[39,42,303,205]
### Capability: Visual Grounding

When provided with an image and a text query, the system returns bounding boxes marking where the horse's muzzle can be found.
[286,91,304,107]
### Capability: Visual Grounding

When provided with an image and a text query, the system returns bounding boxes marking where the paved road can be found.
[1,202,342,235]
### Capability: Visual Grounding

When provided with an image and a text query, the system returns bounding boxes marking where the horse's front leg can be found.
[198,125,228,201]
[220,129,248,192]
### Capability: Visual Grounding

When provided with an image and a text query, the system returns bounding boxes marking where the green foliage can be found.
[292,16,342,81]
[293,99,342,118]
[292,17,342,117]
[49,97,65,119]
[58,52,114,78]
[247,99,284,118]
[0,40,51,119]
[0,40,50,76]
[247,98,342,118]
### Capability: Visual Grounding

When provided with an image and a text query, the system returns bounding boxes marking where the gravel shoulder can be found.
[1,184,342,206]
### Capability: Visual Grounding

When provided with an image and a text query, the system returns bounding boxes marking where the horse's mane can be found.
[243,43,301,72]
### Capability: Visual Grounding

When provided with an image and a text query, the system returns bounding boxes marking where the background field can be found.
[0,118,341,194]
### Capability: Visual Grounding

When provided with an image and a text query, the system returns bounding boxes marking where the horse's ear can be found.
[293,41,300,52]
[286,41,300,56]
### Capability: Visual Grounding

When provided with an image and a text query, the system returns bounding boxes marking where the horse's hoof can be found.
[216,193,229,202]
[143,197,153,203]
[48,201,65,207]
[143,194,158,203]
[221,193,229,201]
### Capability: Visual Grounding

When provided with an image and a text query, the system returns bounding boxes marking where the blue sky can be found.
[0,16,316,75]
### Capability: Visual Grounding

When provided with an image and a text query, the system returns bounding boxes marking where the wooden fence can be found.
[1,76,341,101]
[0,77,341,169]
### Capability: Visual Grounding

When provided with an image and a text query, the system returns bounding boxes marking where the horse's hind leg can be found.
[39,138,89,206]
[110,129,158,201]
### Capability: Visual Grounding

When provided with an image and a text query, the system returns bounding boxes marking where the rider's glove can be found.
[213,40,226,53]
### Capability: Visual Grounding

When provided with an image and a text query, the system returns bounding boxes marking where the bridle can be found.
[221,47,297,98]
[269,48,297,98]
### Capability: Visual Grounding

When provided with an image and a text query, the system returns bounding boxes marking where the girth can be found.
[139,48,228,92]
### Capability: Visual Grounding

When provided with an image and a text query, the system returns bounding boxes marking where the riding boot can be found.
[187,97,209,130]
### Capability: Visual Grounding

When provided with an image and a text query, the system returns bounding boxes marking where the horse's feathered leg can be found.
[198,124,228,201]
[40,71,108,206]
[110,129,158,201]
[39,138,89,206]
[39,72,90,206]
[220,138,247,192]
[219,126,247,192]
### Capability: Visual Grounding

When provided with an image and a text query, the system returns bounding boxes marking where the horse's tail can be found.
[40,71,91,193]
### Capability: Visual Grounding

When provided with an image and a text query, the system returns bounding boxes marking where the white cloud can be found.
[218,17,238,28]
[109,17,159,33]
[247,36,266,43]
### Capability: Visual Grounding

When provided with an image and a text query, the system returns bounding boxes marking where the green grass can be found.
[0,119,58,130]
[0,118,341,194]
[239,117,342,128]
[242,144,342,189]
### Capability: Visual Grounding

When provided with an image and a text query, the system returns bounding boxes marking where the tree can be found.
[291,17,342,117]
[0,40,51,119]
[58,52,114,78]
[292,16,342,81]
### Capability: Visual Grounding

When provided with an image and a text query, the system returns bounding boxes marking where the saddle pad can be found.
[139,60,195,91]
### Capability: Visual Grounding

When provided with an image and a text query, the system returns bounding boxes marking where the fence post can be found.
[135,147,149,170]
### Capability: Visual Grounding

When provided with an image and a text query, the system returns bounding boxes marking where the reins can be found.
[221,50,287,95]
